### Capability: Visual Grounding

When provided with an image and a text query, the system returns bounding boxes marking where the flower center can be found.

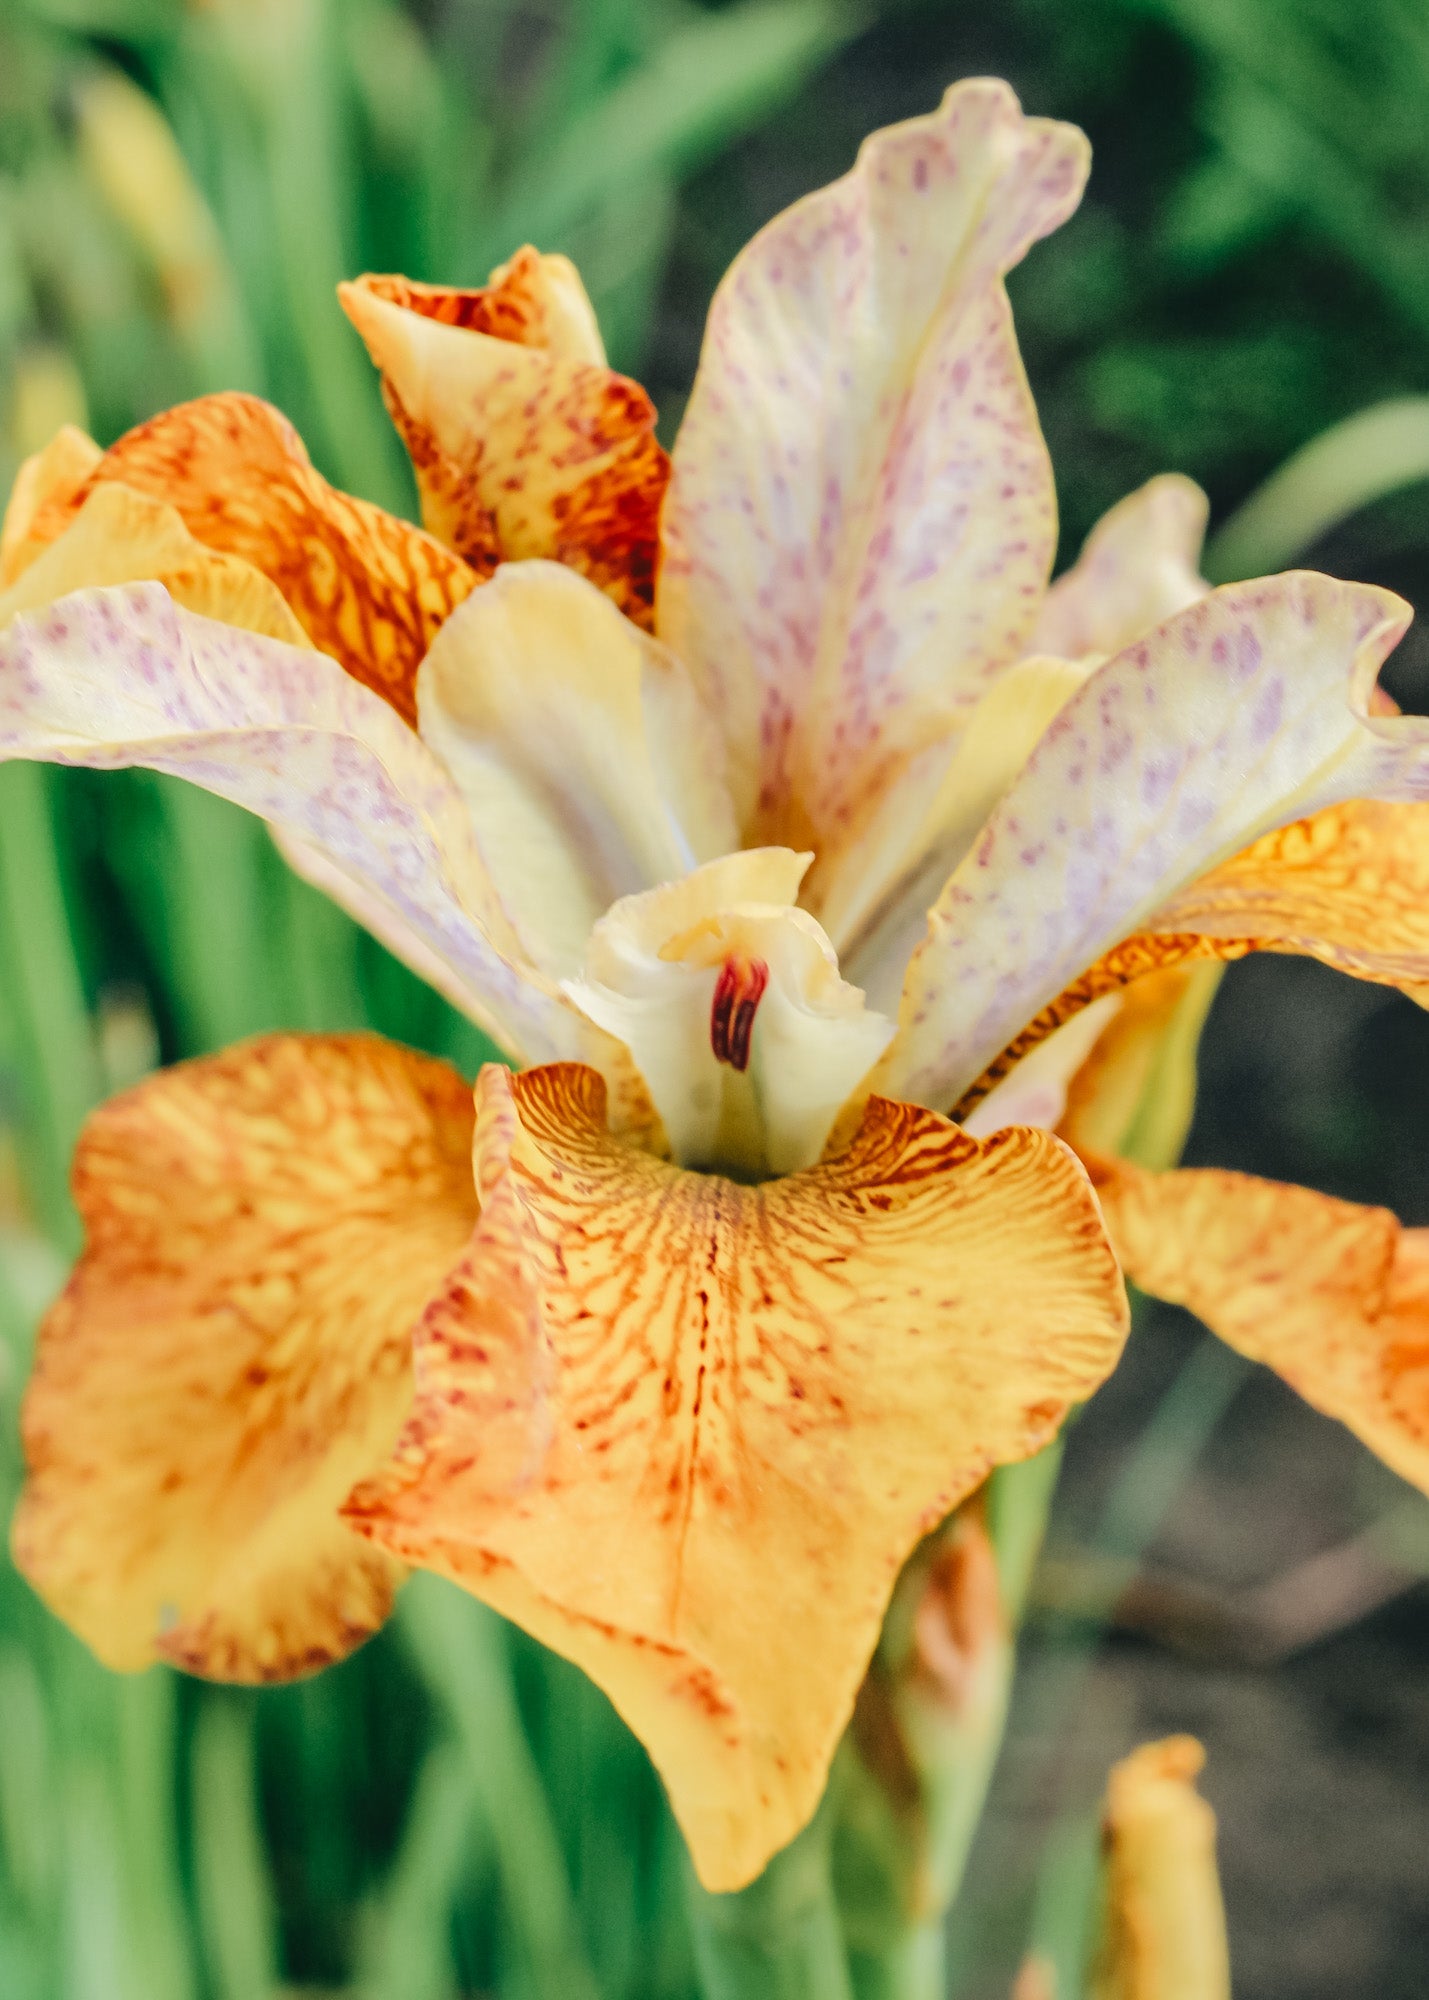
[710,955,769,1072]
[563,850,894,1180]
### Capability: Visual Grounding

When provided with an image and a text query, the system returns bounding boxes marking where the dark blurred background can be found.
[5,1,1429,1995]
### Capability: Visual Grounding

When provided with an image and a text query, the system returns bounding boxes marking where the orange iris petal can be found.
[13,1036,477,1681]
[1091,1737,1230,2000]
[1086,1152,1429,1496]
[14,392,478,722]
[341,253,669,628]
[345,1061,1128,1891]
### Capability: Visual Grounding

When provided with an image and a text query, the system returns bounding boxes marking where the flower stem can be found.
[685,1798,855,2000]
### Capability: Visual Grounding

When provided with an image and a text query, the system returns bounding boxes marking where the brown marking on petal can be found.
[710,955,769,1071]
[344,1059,1127,1890]
[21,393,478,723]
[342,270,670,628]
[361,251,591,350]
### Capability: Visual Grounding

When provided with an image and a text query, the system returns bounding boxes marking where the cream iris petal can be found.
[826,652,1097,1004]
[875,571,1413,1114]
[564,851,895,1177]
[0,583,638,1094]
[659,77,1088,856]
[416,561,738,979]
[1029,472,1210,663]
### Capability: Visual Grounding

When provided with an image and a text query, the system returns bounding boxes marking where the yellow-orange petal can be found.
[1090,1737,1231,2000]
[340,256,669,628]
[0,424,103,586]
[17,393,478,723]
[345,1062,1128,1890]
[1145,796,1429,999]
[1058,963,1222,1167]
[12,1035,478,1680]
[1085,1153,1429,1496]
[0,481,310,646]
[357,250,606,364]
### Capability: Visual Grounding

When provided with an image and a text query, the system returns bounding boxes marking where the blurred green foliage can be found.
[3,0,1429,1993]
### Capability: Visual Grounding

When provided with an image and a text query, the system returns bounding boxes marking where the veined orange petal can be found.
[1090,1737,1230,2000]
[0,481,310,647]
[15,393,478,723]
[12,1036,478,1680]
[659,79,1087,853]
[1086,1153,1429,1496]
[1030,475,1209,663]
[340,254,668,627]
[355,250,607,364]
[877,571,1411,1118]
[1145,796,1429,1000]
[345,1062,1128,1890]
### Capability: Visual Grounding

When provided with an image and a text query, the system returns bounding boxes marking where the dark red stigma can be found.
[710,956,769,1072]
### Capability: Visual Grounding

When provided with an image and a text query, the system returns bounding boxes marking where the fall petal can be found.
[960,794,1429,1119]
[345,1061,1128,1891]
[340,257,668,627]
[11,1035,478,1679]
[416,561,737,978]
[1030,475,1210,662]
[659,78,1087,851]
[878,571,1411,1114]
[1087,1154,1429,1496]
[11,393,477,723]
[0,583,614,1073]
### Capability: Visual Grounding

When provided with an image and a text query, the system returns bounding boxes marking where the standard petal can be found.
[12,1036,477,1679]
[878,571,1412,1114]
[658,78,1088,850]
[11,393,478,723]
[1087,1153,1429,1497]
[0,423,103,585]
[1030,474,1210,662]
[340,255,668,627]
[416,561,737,978]
[345,1062,1128,1891]
[0,582,637,1086]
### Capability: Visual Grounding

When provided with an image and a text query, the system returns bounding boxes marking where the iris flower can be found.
[4,80,1429,1891]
